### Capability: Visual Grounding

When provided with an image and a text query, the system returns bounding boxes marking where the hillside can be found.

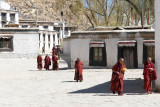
[5,0,91,30]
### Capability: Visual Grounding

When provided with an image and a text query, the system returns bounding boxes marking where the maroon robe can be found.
[74,60,83,81]
[143,62,157,91]
[44,56,51,70]
[52,56,59,70]
[37,56,43,70]
[110,62,126,92]
[52,49,57,56]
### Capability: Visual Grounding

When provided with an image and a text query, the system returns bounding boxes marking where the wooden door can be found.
[123,47,134,68]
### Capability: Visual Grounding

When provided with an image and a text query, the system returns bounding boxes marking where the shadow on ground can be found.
[68,78,155,95]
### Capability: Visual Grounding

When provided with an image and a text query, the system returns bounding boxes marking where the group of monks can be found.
[110,57,157,96]
[38,48,157,95]
[37,47,59,71]
[37,54,59,71]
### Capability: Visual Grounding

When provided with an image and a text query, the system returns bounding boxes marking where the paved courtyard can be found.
[0,58,160,107]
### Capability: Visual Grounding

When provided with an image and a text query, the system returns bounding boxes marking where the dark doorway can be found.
[89,47,107,66]
[118,46,138,68]
[143,45,155,63]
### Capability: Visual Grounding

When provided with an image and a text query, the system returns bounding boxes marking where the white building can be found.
[0,0,39,58]
[19,19,77,54]
[0,0,19,27]
[63,26,155,69]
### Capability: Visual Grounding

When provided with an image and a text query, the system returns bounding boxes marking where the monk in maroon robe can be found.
[143,57,157,94]
[74,58,83,82]
[110,58,126,96]
[52,48,57,56]
[37,54,43,70]
[52,55,59,70]
[44,54,51,71]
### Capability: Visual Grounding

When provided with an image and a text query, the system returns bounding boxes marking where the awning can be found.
[143,40,155,46]
[90,41,105,47]
[0,35,13,39]
[118,40,136,47]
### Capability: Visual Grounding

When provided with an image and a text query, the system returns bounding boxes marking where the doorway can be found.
[118,47,138,68]
[89,43,107,66]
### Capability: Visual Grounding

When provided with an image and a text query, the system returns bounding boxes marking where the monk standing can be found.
[143,57,157,94]
[37,54,43,70]
[52,47,57,56]
[52,55,59,70]
[110,58,126,96]
[74,58,83,82]
[44,54,51,71]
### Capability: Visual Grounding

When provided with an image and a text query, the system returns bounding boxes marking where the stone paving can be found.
[0,58,160,107]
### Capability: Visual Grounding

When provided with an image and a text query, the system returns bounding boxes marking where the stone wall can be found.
[155,0,160,91]
[0,29,39,58]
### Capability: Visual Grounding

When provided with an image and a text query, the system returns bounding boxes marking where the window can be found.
[93,47,103,61]
[22,25,29,28]
[43,26,48,29]
[1,13,6,21]
[10,13,15,22]
[0,37,13,51]
[54,27,60,31]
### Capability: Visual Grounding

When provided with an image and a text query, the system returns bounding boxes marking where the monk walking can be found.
[44,54,51,71]
[37,54,43,70]
[110,58,126,96]
[74,58,83,82]
[143,57,157,94]
[52,55,59,70]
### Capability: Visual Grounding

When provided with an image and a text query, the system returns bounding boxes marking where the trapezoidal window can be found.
[0,36,13,51]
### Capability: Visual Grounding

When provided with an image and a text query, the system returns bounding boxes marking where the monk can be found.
[143,57,157,94]
[110,58,126,96]
[44,54,51,71]
[37,54,43,70]
[52,48,57,56]
[74,58,83,82]
[52,55,59,70]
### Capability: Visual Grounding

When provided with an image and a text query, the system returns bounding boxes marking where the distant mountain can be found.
[6,0,91,30]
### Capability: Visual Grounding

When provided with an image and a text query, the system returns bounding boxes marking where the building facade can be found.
[0,0,39,58]
[63,28,155,69]
[19,19,77,54]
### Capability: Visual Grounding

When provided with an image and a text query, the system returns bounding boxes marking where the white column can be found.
[55,33,58,46]
[68,30,71,37]
[15,12,19,24]
[136,38,143,68]
[6,12,10,24]
[155,0,160,91]
[62,20,65,38]
[45,33,49,51]
[39,32,43,50]
[50,33,53,50]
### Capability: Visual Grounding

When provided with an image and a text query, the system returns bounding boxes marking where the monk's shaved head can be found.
[147,57,152,64]
[148,57,152,61]
[119,58,124,65]
[119,58,124,61]
[77,58,80,61]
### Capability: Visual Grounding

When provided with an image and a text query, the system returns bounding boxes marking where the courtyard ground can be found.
[0,58,159,107]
